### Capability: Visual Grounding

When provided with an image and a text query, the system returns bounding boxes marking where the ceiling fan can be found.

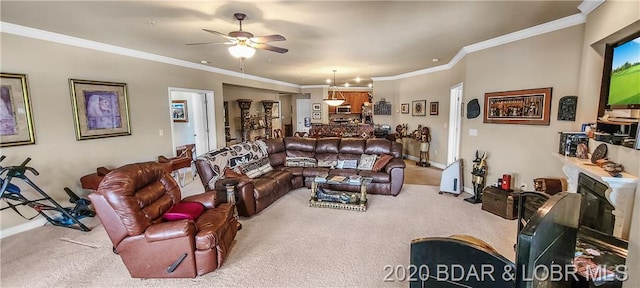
[187,13,288,59]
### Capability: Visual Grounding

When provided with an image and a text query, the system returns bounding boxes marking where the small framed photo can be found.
[1,73,35,147]
[401,103,409,114]
[312,111,321,120]
[312,103,321,111]
[430,102,439,115]
[171,100,188,122]
[258,119,266,127]
[412,100,426,116]
[69,78,131,140]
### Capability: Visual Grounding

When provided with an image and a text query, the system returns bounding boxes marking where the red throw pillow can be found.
[372,154,394,172]
[162,202,205,221]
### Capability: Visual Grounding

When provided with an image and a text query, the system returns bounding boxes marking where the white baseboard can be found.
[404,155,445,169]
[0,217,47,239]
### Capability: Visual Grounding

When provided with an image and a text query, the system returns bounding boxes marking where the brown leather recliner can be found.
[89,162,238,278]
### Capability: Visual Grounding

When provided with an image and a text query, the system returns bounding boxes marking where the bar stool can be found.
[157,154,193,187]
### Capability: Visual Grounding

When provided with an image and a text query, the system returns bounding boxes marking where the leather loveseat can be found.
[89,162,238,278]
[195,137,405,217]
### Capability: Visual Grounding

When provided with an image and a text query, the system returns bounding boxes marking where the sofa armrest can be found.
[385,158,406,173]
[183,191,218,209]
[144,220,196,243]
[215,175,253,189]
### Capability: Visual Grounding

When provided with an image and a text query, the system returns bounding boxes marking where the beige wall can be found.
[0,33,298,230]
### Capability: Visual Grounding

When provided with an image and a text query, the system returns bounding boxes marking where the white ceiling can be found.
[1,1,583,87]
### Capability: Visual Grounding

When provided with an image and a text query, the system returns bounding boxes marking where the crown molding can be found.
[578,0,606,15]
[372,13,586,82]
[0,21,300,89]
[301,85,329,89]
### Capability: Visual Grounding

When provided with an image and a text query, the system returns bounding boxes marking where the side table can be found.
[481,186,519,220]
[219,178,242,230]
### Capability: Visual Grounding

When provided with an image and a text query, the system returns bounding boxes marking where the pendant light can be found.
[323,70,346,106]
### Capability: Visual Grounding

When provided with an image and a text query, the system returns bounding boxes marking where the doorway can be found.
[296,98,311,134]
[168,88,216,158]
[447,83,463,165]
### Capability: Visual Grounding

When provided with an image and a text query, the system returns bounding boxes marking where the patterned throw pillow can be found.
[357,154,377,171]
[240,157,274,179]
[372,154,394,172]
[317,160,338,168]
[285,157,317,167]
[341,159,358,169]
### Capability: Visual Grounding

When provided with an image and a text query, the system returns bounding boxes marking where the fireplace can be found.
[577,173,615,236]
[555,154,638,240]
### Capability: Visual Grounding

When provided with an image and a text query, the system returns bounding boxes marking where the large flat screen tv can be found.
[599,30,640,115]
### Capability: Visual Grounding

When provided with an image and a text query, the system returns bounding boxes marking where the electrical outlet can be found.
[520,183,527,190]
[434,149,438,155]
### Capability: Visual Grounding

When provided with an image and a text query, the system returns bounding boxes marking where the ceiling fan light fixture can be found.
[323,70,346,106]
[228,41,255,59]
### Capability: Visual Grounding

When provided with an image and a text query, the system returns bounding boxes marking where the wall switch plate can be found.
[469,129,478,136]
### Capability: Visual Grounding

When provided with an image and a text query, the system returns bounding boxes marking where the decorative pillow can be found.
[162,202,204,221]
[317,160,338,168]
[372,154,394,172]
[357,154,377,171]
[240,157,274,179]
[285,157,317,168]
[341,159,358,169]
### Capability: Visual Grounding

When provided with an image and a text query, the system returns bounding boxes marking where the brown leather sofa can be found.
[196,137,405,217]
[89,162,238,278]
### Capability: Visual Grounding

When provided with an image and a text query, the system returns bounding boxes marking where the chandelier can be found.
[323,70,346,106]
[228,40,256,60]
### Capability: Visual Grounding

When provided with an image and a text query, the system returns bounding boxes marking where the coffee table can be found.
[309,175,372,212]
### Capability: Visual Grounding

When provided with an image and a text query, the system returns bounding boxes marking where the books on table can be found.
[327,176,347,183]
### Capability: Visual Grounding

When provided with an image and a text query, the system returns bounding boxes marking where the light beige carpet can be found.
[0,184,516,287]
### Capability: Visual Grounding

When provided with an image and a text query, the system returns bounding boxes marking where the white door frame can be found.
[447,83,463,165]
[295,98,311,133]
[168,87,216,156]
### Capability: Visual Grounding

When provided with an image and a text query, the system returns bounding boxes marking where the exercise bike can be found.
[0,156,94,232]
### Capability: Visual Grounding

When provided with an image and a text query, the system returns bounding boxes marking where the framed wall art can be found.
[171,100,188,122]
[312,111,321,120]
[69,79,131,140]
[483,87,552,125]
[401,103,409,114]
[1,73,35,147]
[412,100,426,116]
[430,102,439,115]
[312,103,321,111]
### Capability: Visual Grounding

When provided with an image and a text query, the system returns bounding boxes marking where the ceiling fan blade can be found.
[202,29,233,40]
[185,41,233,46]
[253,43,288,54]
[251,34,286,43]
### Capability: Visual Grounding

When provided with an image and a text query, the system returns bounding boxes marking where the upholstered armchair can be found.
[89,162,238,278]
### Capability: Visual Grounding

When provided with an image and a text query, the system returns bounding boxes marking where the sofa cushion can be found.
[194,203,234,250]
[239,157,273,179]
[253,178,278,200]
[280,166,304,176]
[372,154,394,172]
[268,151,286,167]
[315,138,340,153]
[357,154,377,170]
[358,170,391,183]
[302,167,330,177]
[329,169,358,177]
[339,138,366,154]
[285,137,316,158]
[364,139,392,155]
